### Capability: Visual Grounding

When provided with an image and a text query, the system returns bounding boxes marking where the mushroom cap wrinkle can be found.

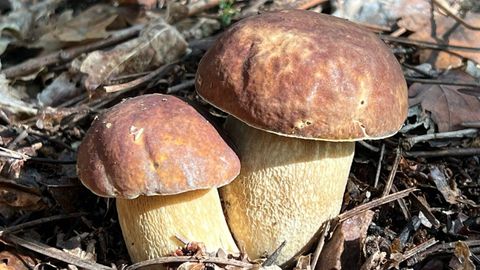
[76,94,241,199]
[196,9,408,141]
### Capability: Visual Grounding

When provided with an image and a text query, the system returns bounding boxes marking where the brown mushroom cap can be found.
[77,94,240,199]
[196,10,408,141]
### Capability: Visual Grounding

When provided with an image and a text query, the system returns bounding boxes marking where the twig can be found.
[433,0,480,31]
[0,213,85,236]
[296,0,329,10]
[338,188,416,222]
[407,240,480,266]
[125,256,254,270]
[27,157,76,164]
[0,146,29,160]
[404,148,480,158]
[310,221,330,270]
[263,240,286,266]
[2,234,112,270]
[382,147,401,197]
[392,238,438,266]
[404,76,480,88]
[409,194,440,228]
[379,35,480,52]
[402,129,478,149]
[374,144,386,188]
[392,185,411,220]
[358,140,380,152]
[103,62,177,93]
[463,121,480,128]
[166,79,195,94]
[187,0,221,16]
[2,25,143,79]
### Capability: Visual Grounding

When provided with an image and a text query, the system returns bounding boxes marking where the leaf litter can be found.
[0,0,480,270]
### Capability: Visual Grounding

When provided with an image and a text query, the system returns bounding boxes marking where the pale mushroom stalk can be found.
[117,189,239,262]
[221,117,354,264]
[195,10,408,266]
[77,94,241,266]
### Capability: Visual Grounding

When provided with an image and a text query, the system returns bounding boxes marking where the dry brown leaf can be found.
[408,71,480,132]
[0,250,37,270]
[0,0,63,55]
[80,18,187,92]
[36,5,118,52]
[317,210,374,270]
[0,186,45,210]
[428,165,460,205]
[409,12,480,69]
[37,72,82,107]
[449,241,475,270]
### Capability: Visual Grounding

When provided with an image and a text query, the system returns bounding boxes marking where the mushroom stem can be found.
[221,117,355,265]
[116,188,239,263]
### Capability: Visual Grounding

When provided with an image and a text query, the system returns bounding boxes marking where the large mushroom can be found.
[195,10,408,265]
[76,94,240,263]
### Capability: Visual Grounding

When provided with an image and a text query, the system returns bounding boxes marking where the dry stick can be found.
[310,221,331,270]
[407,240,480,266]
[187,0,221,16]
[404,76,480,88]
[409,194,440,228]
[2,25,143,79]
[373,144,386,188]
[382,147,401,197]
[405,148,480,158]
[103,62,178,93]
[402,129,478,149]
[391,185,411,220]
[463,121,480,128]
[358,140,380,152]
[125,256,254,270]
[379,35,480,52]
[433,0,480,31]
[263,240,287,266]
[0,213,85,236]
[296,0,329,10]
[338,188,416,222]
[393,238,438,267]
[2,234,112,270]
[166,79,195,94]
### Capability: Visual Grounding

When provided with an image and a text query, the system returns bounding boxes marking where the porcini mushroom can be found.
[76,94,240,263]
[195,10,408,265]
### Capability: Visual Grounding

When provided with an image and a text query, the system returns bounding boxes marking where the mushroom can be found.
[76,94,240,263]
[195,10,408,265]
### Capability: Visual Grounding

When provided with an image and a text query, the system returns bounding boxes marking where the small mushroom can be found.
[195,10,408,265]
[76,94,240,263]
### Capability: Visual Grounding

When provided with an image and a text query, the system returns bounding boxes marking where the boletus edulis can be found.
[195,10,408,265]
[76,94,240,264]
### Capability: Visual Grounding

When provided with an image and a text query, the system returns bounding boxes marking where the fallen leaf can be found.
[408,71,480,132]
[0,0,63,55]
[318,210,374,270]
[449,241,475,270]
[0,72,37,116]
[332,0,429,28]
[0,250,37,270]
[36,5,118,52]
[37,71,82,107]
[409,12,480,69]
[428,165,460,205]
[0,179,46,211]
[80,18,187,92]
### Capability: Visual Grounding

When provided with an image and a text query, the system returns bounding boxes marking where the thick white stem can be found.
[117,188,239,264]
[221,117,355,265]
